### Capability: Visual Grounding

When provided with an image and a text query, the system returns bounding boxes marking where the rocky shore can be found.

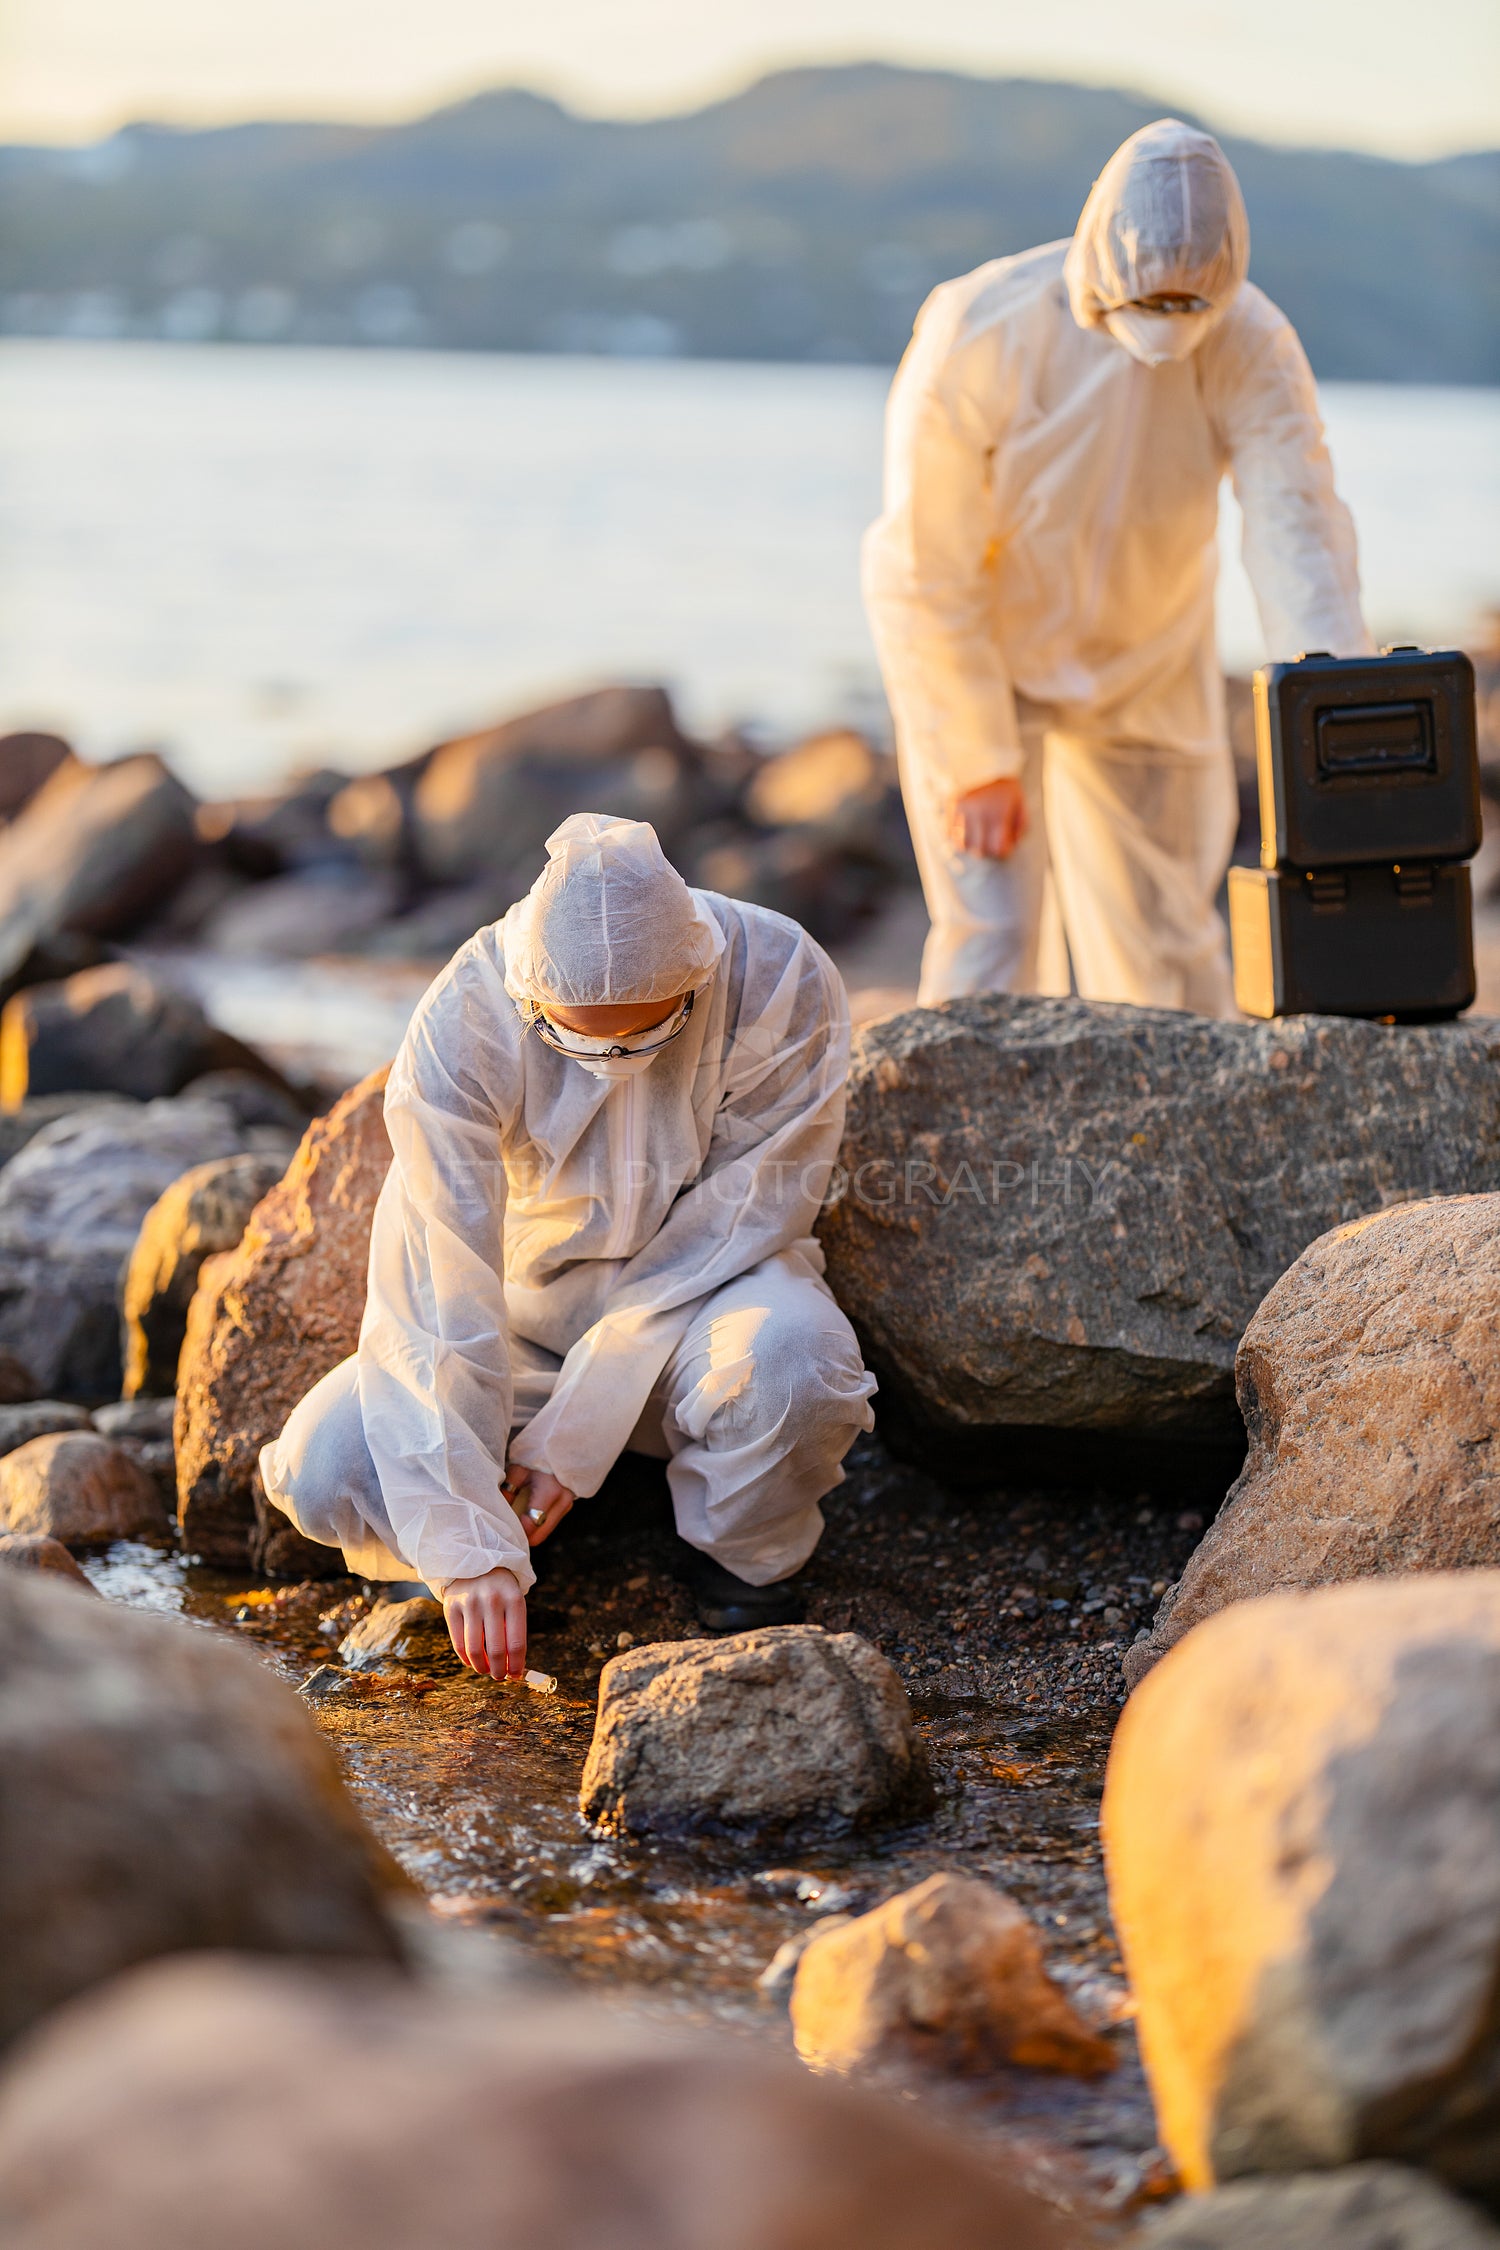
[2,669,1500,2246]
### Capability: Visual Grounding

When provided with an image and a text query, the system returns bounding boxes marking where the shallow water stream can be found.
[88,1436,1204,2234]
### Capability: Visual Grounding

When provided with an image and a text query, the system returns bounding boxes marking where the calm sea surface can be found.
[1,339,1497,797]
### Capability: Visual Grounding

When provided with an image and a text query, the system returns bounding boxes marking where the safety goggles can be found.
[522,986,696,1060]
[1123,292,1212,314]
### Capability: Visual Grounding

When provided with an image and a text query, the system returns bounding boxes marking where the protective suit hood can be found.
[1064,119,1249,347]
[504,812,725,1012]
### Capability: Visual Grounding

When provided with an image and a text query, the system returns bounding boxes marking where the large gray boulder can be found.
[580,1625,930,1843]
[0,1571,408,2052]
[1132,2165,1500,2248]
[120,1150,290,1398]
[0,1955,1071,2250]
[817,998,1500,1473]
[1104,1572,1500,2207]
[0,1098,252,1397]
[0,754,197,1005]
[0,963,288,1106]
[1127,1193,1500,1683]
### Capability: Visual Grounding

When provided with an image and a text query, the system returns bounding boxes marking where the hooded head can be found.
[504,813,724,1075]
[1064,119,1249,367]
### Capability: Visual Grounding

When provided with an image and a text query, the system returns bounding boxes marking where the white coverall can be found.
[261,815,876,1594]
[863,119,1371,1011]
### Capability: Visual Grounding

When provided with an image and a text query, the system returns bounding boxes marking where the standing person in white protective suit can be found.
[864,118,1372,1011]
[261,814,877,1677]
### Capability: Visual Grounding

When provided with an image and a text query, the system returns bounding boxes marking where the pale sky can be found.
[4,0,1498,158]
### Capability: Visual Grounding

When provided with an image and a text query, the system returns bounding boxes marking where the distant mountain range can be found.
[3,65,1496,382]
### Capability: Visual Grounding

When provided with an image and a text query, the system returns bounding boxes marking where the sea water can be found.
[1,340,1496,799]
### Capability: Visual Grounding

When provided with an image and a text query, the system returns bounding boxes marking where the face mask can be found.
[533,995,693,1081]
[1103,306,1214,368]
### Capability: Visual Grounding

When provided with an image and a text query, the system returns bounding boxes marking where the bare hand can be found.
[949,775,1028,861]
[443,1566,527,1679]
[502,1464,576,1549]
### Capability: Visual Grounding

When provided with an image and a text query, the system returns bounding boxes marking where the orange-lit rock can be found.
[790,1872,1114,2077]
[175,1067,391,1570]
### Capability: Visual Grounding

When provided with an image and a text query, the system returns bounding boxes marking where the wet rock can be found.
[1131,2164,1500,2248]
[1104,1571,1500,2203]
[0,962,289,1106]
[92,1398,177,1443]
[0,1572,407,2051]
[121,1150,289,1398]
[0,1096,250,1397]
[412,685,700,887]
[1127,1194,1500,1684]
[579,1625,931,1842]
[339,1596,448,1672]
[0,754,198,1004]
[201,867,406,958]
[325,753,432,872]
[357,877,519,960]
[0,1432,167,1546]
[0,732,73,826]
[0,1352,34,1404]
[175,1068,391,1569]
[0,1091,134,1173]
[744,729,894,842]
[197,767,350,879]
[0,1954,1072,2250]
[178,1069,311,1136]
[790,1872,1114,2077]
[91,1400,178,1507]
[686,823,892,950]
[817,999,1500,1473]
[0,1402,92,1456]
[0,1532,95,1588]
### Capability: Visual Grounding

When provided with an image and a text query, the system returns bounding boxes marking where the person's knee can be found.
[705,1303,872,1456]
[261,1359,371,1539]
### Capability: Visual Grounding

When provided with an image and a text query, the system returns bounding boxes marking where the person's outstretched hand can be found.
[503,1465,575,1549]
[949,775,1028,860]
[443,1566,527,1679]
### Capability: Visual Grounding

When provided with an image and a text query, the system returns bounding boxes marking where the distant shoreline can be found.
[4,64,1495,385]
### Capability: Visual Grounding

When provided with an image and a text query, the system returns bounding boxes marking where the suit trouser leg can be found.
[1042,736,1239,1014]
[897,716,1059,1006]
[650,1252,877,1587]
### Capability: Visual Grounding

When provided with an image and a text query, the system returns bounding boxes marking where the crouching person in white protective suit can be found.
[260,813,877,1677]
[864,118,1372,1012]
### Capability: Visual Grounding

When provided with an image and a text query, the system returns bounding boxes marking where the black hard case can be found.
[1228,861,1475,1023]
[1254,648,1480,871]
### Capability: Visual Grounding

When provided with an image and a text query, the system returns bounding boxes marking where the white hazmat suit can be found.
[261,814,876,1594]
[863,119,1371,1011]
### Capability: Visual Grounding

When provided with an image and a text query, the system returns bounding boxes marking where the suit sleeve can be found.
[356,942,534,1597]
[1216,304,1372,661]
[862,286,1026,799]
